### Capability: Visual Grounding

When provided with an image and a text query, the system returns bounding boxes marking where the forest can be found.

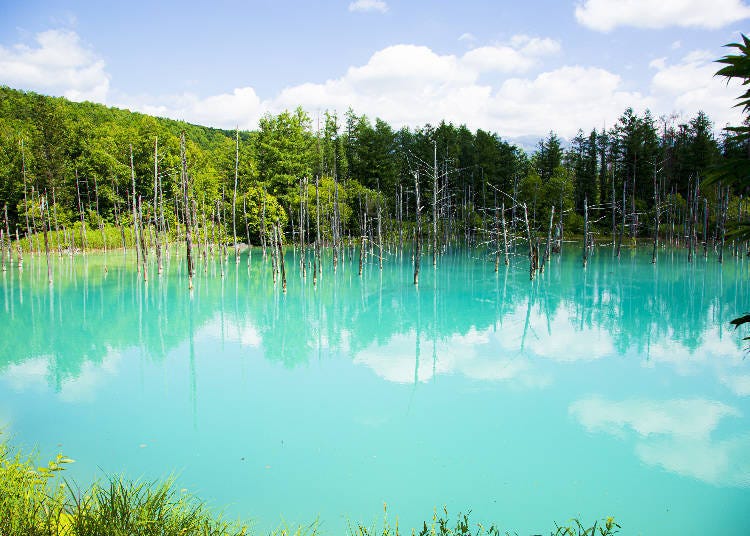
[0,80,745,272]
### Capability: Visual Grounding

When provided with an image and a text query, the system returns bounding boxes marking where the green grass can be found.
[10,222,138,253]
[0,438,619,536]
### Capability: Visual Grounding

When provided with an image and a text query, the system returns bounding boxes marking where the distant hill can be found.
[506,134,570,155]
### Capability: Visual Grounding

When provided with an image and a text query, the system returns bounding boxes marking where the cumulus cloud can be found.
[115,40,739,136]
[1,28,744,139]
[463,41,557,74]
[349,0,388,13]
[269,38,572,136]
[458,32,476,44]
[649,49,741,126]
[117,86,263,130]
[266,40,740,137]
[0,29,109,102]
[487,65,650,137]
[575,0,750,31]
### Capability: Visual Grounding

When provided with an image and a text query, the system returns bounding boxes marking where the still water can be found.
[1,246,749,534]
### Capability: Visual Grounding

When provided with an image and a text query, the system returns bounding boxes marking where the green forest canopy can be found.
[0,84,743,243]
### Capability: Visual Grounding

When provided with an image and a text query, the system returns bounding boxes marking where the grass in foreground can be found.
[0,438,619,536]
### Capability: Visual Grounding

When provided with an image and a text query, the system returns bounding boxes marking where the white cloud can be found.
[575,0,750,31]
[1,29,744,140]
[118,86,263,131]
[510,35,561,56]
[112,35,564,134]
[458,33,476,43]
[346,45,472,87]
[649,57,667,70]
[463,45,542,74]
[649,49,742,127]
[269,38,576,136]
[487,65,650,137]
[349,0,388,13]
[0,29,109,102]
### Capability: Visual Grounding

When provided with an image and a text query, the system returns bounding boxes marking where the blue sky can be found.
[0,0,747,138]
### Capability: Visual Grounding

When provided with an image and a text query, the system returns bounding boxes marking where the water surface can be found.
[1,246,749,534]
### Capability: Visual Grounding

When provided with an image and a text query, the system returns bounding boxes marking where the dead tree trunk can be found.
[611,159,616,246]
[21,140,31,248]
[358,199,365,277]
[652,165,659,264]
[16,228,22,269]
[583,197,589,268]
[180,132,194,289]
[377,202,383,270]
[270,223,279,286]
[76,170,88,253]
[42,194,52,284]
[233,128,240,263]
[414,171,421,286]
[558,193,564,255]
[703,198,708,259]
[217,200,225,278]
[130,146,140,269]
[523,203,534,280]
[314,175,321,284]
[3,204,11,269]
[201,199,208,272]
[138,196,148,281]
[719,186,729,263]
[501,202,509,266]
[432,140,438,267]
[299,176,306,278]
[398,184,404,255]
[29,187,40,256]
[735,195,743,257]
[153,137,163,274]
[543,205,555,271]
[243,196,251,267]
[93,176,107,271]
[261,185,267,257]
[333,155,340,272]
[617,178,626,258]
[494,199,500,273]
[276,220,286,293]
[51,188,61,257]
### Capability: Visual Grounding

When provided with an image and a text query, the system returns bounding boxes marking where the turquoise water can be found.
[1,246,749,534]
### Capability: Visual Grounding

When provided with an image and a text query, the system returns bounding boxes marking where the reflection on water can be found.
[0,247,749,534]
[569,397,750,487]
[1,248,745,380]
